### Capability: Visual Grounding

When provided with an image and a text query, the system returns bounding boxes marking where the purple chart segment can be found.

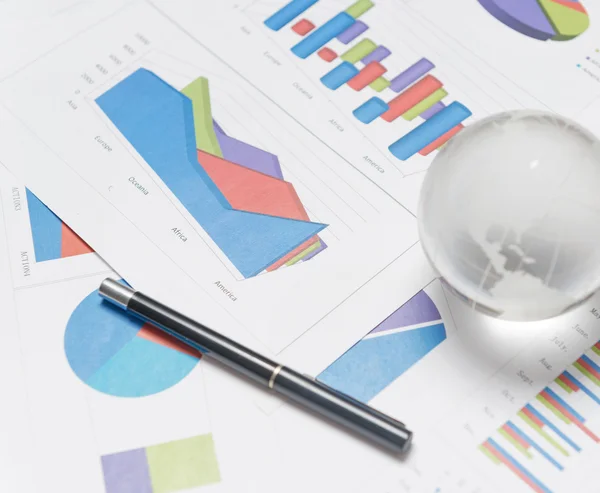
[336,20,368,44]
[102,448,153,493]
[477,0,556,40]
[212,121,284,180]
[370,290,441,335]
[420,101,446,119]
[361,45,391,64]
[390,58,435,93]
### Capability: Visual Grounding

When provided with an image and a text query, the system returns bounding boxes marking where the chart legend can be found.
[264,0,472,161]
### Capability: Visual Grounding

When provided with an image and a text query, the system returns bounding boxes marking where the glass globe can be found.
[419,110,600,321]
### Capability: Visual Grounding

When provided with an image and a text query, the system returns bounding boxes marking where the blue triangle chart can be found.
[318,290,446,403]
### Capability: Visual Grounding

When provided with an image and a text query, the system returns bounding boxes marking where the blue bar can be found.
[545,387,585,423]
[505,421,564,471]
[388,102,471,160]
[581,354,600,373]
[264,0,319,31]
[353,97,388,123]
[292,12,355,58]
[564,371,600,405]
[487,439,552,493]
[321,62,359,89]
[525,404,581,452]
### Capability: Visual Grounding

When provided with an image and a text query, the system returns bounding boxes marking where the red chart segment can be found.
[61,222,94,258]
[196,145,321,270]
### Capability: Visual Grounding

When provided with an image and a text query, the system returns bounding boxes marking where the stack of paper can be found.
[2,1,600,492]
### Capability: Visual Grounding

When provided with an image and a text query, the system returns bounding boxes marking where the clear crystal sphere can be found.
[419,110,600,321]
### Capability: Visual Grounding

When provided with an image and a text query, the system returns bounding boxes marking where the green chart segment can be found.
[102,434,221,493]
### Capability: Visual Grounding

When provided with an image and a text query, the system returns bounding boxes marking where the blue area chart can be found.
[26,189,62,262]
[96,69,325,278]
[318,290,446,402]
[64,281,200,398]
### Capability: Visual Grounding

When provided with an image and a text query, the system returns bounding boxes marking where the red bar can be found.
[318,47,337,62]
[540,390,600,442]
[502,424,530,449]
[558,374,579,392]
[381,75,442,122]
[482,441,546,493]
[292,19,315,36]
[419,124,464,156]
[521,407,544,427]
[578,358,600,381]
[595,342,600,350]
[347,61,387,91]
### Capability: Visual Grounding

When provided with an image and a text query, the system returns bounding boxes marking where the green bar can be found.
[478,444,501,465]
[181,77,223,158]
[146,434,221,493]
[369,77,390,92]
[345,0,374,18]
[285,240,321,266]
[574,361,600,386]
[402,88,448,121]
[498,428,533,458]
[518,411,569,457]
[592,346,600,357]
[536,395,571,424]
[341,39,377,64]
[555,377,573,394]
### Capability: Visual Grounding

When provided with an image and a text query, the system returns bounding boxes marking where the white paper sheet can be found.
[0,1,433,376]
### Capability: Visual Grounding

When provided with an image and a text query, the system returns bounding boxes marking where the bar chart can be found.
[263,0,473,161]
[479,341,600,492]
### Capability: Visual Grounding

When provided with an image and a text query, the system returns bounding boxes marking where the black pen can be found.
[99,278,412,453]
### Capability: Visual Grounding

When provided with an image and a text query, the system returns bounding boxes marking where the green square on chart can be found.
[146,433,221,493]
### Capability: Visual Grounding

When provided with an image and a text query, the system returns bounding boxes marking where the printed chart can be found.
[477,0,590,41]
[431,296,600,493]
[96,71,327,278]
[480,343,600,493]
[102,434,220,493]
[64,281,201,397]
[319,289,446,402]
[26,189,93,262]
[406,0,600,117]
[263,0,473,162]
[0,0,429,372]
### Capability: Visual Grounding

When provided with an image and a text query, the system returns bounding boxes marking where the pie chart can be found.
[478,0,590,41]
[64,281,201,398]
